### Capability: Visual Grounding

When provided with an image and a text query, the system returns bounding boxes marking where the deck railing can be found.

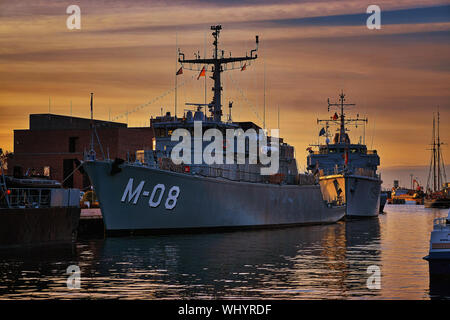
[319,166,380,179]
[1,187,80,209]
[2,188,52,209]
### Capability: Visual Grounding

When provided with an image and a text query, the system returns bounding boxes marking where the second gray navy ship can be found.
[307,92,382,217]
[83,26,345,234]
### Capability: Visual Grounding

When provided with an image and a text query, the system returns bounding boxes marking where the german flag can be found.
[197,66,206,80]
[241,63,246,71]
[176,67,183,75]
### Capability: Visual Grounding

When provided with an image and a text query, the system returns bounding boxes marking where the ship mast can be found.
[427,111,447,193]
[427,114,437,192]
[317,92,367,145]
[437,109,441,190]
[178,25,259,122]
[433,114,437,191]
[89,92,95,160]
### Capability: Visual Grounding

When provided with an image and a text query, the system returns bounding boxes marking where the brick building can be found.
[8,114,154,190]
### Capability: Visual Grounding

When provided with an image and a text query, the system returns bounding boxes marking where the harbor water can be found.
[0,205,448,299]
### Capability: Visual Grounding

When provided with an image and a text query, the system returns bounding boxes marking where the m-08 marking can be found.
[121,178,180,210]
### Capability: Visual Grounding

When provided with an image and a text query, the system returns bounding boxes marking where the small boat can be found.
[0,153,81,246]
[424,192,450,209]
[423,209,450,278]
[4,175,62,189]
[387,183,424,205]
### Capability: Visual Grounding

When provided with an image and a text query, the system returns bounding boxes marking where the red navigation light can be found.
[183,166,190,173]
[6,189,11,195]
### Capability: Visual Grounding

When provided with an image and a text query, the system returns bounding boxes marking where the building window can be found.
[69,137,78,153]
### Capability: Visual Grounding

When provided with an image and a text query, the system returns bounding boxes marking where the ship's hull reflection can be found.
[86,218,382,299]
[428,262,450,299]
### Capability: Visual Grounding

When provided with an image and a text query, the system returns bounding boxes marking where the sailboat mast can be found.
[432,114,437,192]
[437,110,441,190]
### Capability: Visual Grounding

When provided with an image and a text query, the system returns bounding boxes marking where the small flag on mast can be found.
[176,67,183,75]
[197,66,206,80]
[241,63,246,71]
[319,127,326,136]
[332,112,338,120]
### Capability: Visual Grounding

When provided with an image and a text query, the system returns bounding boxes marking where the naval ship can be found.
[83,26,345,234]
[306,93,382,217]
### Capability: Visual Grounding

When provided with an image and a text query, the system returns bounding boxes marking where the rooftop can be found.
[29,114,127,130]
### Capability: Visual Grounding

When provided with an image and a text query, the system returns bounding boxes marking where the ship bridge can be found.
[307,143,380,176]
[307,92,380,178]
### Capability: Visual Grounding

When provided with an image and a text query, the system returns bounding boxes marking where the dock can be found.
[78,208,104,238]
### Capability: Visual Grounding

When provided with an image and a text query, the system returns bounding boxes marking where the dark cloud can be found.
[72,4,450,36]
[257,4,450,27]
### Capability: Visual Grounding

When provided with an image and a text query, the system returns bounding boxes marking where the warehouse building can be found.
[8,114,154,190]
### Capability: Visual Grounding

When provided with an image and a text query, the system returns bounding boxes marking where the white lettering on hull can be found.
[121,178,145,204]
[121,178,180,210]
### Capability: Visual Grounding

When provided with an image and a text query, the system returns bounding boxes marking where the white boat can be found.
[423,209,450,277]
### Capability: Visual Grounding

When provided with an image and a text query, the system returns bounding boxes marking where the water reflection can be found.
[0,206,447,299]
[0,217,382,299]
[0,243,78,299]
[429,275,450,299]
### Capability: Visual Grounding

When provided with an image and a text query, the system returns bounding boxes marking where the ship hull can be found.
[379,192,387,213]
[83,161,345,234]
[319,174,381,217]
[424,225,450,279]
[0,207,80,246]
[424,198,450,209]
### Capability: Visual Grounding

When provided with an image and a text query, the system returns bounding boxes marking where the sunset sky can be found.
[0,0,449,187]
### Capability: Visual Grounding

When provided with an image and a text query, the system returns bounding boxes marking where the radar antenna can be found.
[178,25,259,122]
[317,91,367,144]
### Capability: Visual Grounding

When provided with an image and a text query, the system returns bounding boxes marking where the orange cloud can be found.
[0,1,449,171]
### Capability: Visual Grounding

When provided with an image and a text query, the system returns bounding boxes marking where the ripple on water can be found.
[0,205,448,299]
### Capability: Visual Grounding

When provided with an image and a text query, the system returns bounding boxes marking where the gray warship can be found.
[306,93,382,217]
[83,26,345,234]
